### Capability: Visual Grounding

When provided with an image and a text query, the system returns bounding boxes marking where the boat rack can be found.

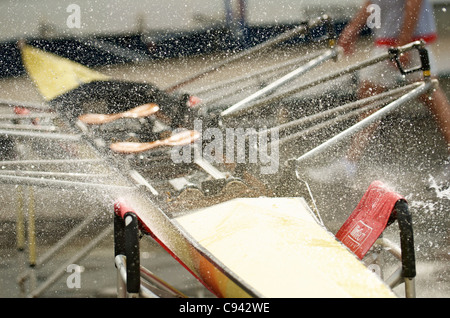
[0,15,436,297]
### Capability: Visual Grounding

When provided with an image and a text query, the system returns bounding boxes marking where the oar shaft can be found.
[0,174,135,192]
[0,129,81,141]
[233,41,426,117]
[192,51,322,96]
[165,22,312,92]
[221,48,338,117]
[0,99,51,112]
[262,81,422,136]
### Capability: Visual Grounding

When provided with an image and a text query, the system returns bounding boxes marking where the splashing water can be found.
[428,175,450,201]
[408,197,438,215]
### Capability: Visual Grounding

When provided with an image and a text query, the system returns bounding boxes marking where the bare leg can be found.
[418,84,450,188]
[346,80,386,162]
[348,81,450,161]
[306,78,450,186]
[419,85,450,154]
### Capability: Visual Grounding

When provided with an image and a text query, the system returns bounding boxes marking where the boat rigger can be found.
[5,25,436,298]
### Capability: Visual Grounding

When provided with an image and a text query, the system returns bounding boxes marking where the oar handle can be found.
[110,130,200,154]
[78,103,159,125]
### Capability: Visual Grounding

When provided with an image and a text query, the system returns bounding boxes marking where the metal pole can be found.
[115,255,161,298]
[27,186,37,293]
[262,81,422,137]
[192,51,322,96]
[0,98,51,111]
[385,266,403,288]
[0,159,104,166]
[79,38,149,63]
[16,185,27,296]
[214,82,421,160]
[404,278,416,298]
[221,48,339,117]
[115,255,128,298]
[0,174,136,193]
[16,185,25,251]
[0,113,57,120]
[17,208,109,285]
[194,149,227,179]
[26,224,113,298]
[295,80,436,166]
[0,123,57,132]
[234,41,427,116]
[0,129,81,141]
[375,238,402,260]
[140,266,186,298]
[277,99,388,147]
[124,212,140,298]
[129,170,159,195]
[0,170,110,180]
[165,17,323,92]
[27,186,36,268]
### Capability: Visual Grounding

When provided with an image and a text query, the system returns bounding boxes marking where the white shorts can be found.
[358,45,437,88]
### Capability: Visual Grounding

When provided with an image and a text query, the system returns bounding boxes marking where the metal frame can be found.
[0,105,139,297]
[370,200,416,298]
[0,39,437,298]
[220,47,340,117]
[223,40,431,119]
[113,204,187,298]
[165,15,334,92]
[219,15,338,117]
[279,43,431,298]
[7,158,117,297]
[293,79,437,166]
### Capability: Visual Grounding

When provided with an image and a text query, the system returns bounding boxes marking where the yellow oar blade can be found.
[20,44,110,101]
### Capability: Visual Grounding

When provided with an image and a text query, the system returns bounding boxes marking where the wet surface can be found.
[0,41,449,298]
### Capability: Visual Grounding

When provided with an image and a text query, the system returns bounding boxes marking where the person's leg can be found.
[420,84,450,188]
[346,80,387,162]
[303,64,392,184]
[420,85,450,152]
[303,80,386,184]
[346,46,450,165]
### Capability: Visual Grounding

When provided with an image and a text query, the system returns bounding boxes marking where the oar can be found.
[164,21,314,92]
[78,103,160,125]
[110,130,200,154]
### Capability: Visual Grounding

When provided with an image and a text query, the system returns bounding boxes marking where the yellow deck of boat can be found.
[174,197,396,298]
